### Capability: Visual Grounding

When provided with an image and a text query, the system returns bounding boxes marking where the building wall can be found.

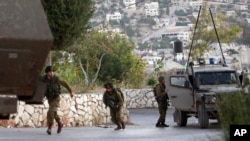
[123,0,136,9]
[144,2,159,16]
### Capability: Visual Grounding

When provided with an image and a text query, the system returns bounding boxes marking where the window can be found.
[196,71,237,85]
[170,76,187,87]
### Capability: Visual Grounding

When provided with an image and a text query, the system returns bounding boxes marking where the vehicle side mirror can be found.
[193,77,200,89]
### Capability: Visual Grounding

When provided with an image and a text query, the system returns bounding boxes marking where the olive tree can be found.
[71,30,146,89]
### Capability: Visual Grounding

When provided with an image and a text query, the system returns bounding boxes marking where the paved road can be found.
[0,108,224,141]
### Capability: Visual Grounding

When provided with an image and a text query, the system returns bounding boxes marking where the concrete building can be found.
[106,12,122,22]
[141,55,162,66]
[144,2,159,17]
[152,18,170,29]
[171,0,203,6]
[123,0,136,9]
[225,10,236,17]
[235,4,248,11]
[161,26,191,46]
[189,0,203,7]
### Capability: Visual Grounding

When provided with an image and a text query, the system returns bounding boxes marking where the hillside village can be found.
[90,0,250,73]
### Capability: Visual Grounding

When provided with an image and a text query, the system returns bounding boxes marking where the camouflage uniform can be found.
[43,75,72,125]
[155,76,169,127]
[42,66,73,135]
[103,83,125,130]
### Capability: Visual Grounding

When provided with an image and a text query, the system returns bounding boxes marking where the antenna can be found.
[209,8,227,66]
[186,6,202,71]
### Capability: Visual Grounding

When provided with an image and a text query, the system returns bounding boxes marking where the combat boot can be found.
[161,123,169,127]
[161,120,169,127]
[155,122,162,127]
[47,124,53,135]
[57,121,63,134]
[121,121,126,129]
[114,123,122,131]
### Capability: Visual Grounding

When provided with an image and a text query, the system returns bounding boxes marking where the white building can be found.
[144,2,159,17]
[141,55,162,65]
[123,0,136,9]
[212,0,233,2]
[235,4,248,11]
[161,26,191,46]
[226,10,236,17]
[106,12,122,22]
[171,0,203,6]
[189,0,202,7]
[152,18,170,29]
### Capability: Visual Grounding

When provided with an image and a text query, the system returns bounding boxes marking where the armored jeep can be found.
[166,61,243,129]
[165,5,250,128]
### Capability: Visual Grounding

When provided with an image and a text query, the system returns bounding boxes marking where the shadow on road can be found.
[128,108,221,129]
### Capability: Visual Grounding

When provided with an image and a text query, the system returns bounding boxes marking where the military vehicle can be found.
[166,61,243,128]
[0,0,53,119]
[166,7,246,128]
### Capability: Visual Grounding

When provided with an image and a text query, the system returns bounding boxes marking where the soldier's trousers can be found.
[47,96,61,125]
[157,102,168,123]
[110,108,124,124]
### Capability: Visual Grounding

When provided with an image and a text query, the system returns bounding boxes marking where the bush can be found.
[216,92,250,141]
[147,76,157,87]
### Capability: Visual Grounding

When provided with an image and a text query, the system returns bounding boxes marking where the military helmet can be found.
[158,76,165,82]
[45,66,54,73]
[104,83,113,89]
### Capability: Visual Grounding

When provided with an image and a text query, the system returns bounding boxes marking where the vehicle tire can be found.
[175,109,187,127]
[198,104,209,129]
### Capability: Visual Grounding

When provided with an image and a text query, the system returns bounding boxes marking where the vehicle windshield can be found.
[196,71,237,85]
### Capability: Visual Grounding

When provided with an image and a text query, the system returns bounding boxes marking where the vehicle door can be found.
[165,74,194,110]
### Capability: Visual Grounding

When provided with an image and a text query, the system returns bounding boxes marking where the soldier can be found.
[41,66,74,135]
[155,76,169,127]
[102,83,125,130]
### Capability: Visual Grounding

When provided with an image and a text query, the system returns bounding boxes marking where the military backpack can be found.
[153,84,160,97]
[114,88,124,102]
[42,75,61,99]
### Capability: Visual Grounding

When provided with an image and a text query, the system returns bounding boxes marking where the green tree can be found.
[43,0,95,50]
[138,42,150,51]
[159,37,171,48]
[188,3,242,60]
[71,30,145,89]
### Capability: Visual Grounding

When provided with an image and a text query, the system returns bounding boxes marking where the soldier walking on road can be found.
[102,83,125,131]
[41,66,74,135]
[155,76,169,127]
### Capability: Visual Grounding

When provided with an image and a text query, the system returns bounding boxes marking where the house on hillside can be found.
[106,12,122,22]
[144,2,159,17]
[123,0,136,9]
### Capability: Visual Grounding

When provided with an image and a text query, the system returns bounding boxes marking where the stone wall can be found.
[0,89,156,128]
[124,89,157,108]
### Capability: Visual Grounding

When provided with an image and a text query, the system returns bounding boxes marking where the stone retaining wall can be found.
[0,89,156,128]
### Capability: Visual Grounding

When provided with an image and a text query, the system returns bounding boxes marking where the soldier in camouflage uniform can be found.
[155,76,169,127]
[41,66,74,135]
[102,83,125,130]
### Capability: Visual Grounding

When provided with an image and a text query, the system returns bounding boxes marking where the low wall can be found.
[0,89,157,128]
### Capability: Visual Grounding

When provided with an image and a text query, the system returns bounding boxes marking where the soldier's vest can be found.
[44,76,61,100]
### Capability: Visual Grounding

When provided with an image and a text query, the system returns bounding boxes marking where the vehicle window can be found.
[170,76,187,87]
[197,73,216,85]
[217,72,237,84]
[196,71,237,85]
